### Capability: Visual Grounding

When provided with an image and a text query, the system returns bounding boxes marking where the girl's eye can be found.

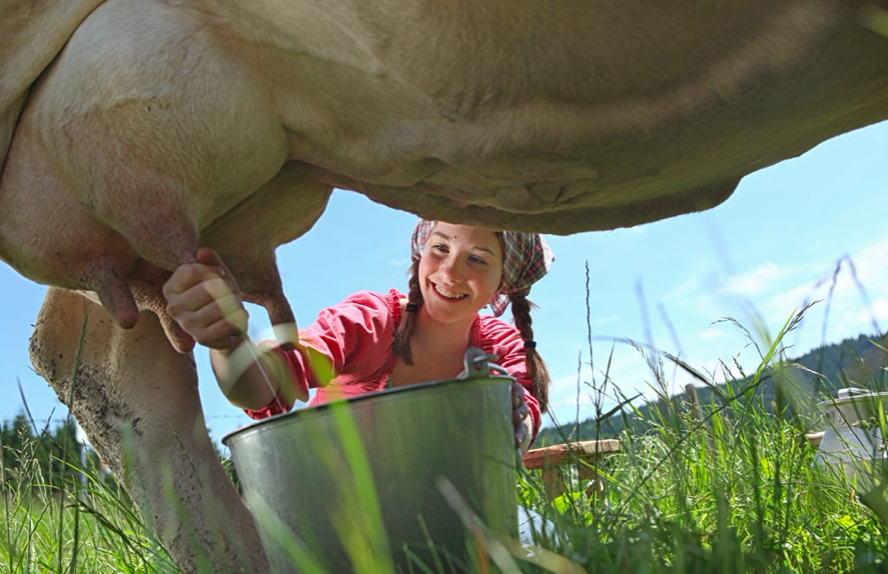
[432,244,449,253]
[469,255,488,265]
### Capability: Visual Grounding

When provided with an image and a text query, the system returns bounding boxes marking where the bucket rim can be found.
[221,371,514,447]
[816,390,888,411]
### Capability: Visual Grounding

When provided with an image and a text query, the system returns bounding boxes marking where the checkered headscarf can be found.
[410,219,555,317]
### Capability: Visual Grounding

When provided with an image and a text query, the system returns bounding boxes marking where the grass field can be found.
[3,306,888,573]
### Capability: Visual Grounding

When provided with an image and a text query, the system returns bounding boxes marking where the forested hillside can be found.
[534,331,888,447]
[0,414,104,492]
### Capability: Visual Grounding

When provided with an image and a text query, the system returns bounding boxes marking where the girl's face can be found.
[418,222,504,327]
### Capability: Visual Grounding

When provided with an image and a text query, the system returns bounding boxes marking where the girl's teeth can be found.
[435,284,466,299]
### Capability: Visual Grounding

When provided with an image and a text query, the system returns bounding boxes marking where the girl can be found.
[164,220,554,451]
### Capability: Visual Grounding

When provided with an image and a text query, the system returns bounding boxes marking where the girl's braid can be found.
[392,259,423,365]
[510,293,550,412]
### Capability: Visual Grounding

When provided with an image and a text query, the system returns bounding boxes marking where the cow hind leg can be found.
[29,287,270,573]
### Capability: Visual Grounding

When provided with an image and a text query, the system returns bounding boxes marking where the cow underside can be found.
[3,0,888,572]
[3,0,888,332]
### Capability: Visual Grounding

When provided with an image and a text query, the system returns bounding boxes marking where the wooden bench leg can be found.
[578,462,604,496]
[540,466,566,501]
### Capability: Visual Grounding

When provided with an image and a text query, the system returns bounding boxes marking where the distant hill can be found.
[534,331,888,447]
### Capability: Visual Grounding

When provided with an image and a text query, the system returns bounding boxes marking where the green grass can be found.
[1,422,177,573]
[520,391,885,573]
[514,299,888,574]
[3,305,888,573]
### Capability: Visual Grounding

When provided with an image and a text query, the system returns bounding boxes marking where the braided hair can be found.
[508,293,550,412]
[392,259,422,365]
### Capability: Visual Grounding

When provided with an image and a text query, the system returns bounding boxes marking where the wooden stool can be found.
[522,439,621,500]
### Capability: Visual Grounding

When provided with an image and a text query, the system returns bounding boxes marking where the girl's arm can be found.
[208,343,285,410]
[163,247,283,409]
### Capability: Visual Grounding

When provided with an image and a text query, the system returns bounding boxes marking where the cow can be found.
[2,0,888,571]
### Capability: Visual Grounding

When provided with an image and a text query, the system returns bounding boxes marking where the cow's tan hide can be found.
[1,0,334,346]
[4,0,888,572]
[0,0,105,178]
[3,0,888,340]
[30,288,270,573]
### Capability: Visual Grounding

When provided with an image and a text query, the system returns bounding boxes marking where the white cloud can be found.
[855,297,888,326]
[742,234,888,356]
[387,258,410,267]
[833,322,851,339]
[849,235,888,284]
[699,327,727,341]
[663,273,704,301]
[796,236,888,305]
[719,261,786,296]
[765,280,819,317]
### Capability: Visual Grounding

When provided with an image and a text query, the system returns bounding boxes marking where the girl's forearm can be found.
[210,342,278,410]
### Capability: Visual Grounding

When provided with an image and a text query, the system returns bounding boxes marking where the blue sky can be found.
[1,120,886,444]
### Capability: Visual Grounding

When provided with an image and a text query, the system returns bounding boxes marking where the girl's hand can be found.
[163,248,249,350]
[512,381,532,451]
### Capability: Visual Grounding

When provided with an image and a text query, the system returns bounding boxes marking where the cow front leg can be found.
[29,287,270,574]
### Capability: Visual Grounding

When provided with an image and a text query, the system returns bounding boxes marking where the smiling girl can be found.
[164,220,554,451]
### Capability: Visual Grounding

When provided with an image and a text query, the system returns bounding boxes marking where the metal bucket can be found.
[816,388,888,490]
[222,348,518,573]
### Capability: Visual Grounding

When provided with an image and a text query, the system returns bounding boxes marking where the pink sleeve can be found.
[296,291,398,380]
[478,318,542,444]
[243,291,398,419]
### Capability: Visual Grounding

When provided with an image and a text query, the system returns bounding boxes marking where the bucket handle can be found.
[837,387,874,399]
[462,347,510,379]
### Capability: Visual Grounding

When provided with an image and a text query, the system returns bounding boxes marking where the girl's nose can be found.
[441,257,466,282]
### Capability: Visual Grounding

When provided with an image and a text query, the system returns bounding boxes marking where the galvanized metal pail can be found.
[222,348,517,573]
[816,387,888,490]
